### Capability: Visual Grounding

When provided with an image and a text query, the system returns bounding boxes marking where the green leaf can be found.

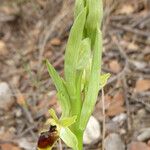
[75,70,83,112]
[46,60,66,95]
[99,73,111,89]
[64,8,87,98]
[60,116,77,127]
[46,60,71,117]
[80,58,92,91]
[77,38,91,70]
[60,127,78,150]
[57,92,71,117]
[74,0,85,18]
[79,27,102,130]
[85,0,103,47]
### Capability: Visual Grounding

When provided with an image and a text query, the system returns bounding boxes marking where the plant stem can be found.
[71,120,83,150]
[76,129,83,150]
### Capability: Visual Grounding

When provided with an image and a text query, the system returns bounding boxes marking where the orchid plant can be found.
[37,0,110,149]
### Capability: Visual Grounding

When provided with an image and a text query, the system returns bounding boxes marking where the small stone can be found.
[14,108,22,117]
[11,76,20,87]
[50,38,61,46]
[17,138,36,150]
[0,40,7,56]
[109,60,121,73]
[83,116,101,144]
[104,133,125,150]
[0,82,14,110]
[131,60,147,70]
[119,128,126,135]
[9,127,16,134]
[0,126,5,135]
[128,142,150,150]
[147,140,150,147]
[106,122,120,133]
[112,113,127,124]
[137,128,150,141]
[137,109,146,118]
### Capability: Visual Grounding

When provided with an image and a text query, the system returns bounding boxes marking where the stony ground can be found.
[0,0,150,150]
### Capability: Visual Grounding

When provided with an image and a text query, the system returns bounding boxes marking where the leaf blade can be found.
[77,38,91,70]
[79,27,102,130]
[46,60,71,117]
[64,8,87,98]
[85,0,103,47]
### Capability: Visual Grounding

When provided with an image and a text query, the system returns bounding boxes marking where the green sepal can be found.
[60,116,77,127]
[60,127,78,150]
[46,109,78,150]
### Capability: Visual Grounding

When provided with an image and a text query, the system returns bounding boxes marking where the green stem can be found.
[77,131,83,150]
[71,121,83,150]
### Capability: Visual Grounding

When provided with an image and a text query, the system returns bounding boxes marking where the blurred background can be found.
[0,0,150,149]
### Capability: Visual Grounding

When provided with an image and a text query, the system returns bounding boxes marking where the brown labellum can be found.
[37,125,59,149]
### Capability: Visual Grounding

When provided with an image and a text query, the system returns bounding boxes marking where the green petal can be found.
[45,118,57,126]
[49,109,58,121]
[60,116,77,127]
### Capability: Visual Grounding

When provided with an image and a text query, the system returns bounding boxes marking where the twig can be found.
[0,14,16,22]
[110,14,134,21]
[17,124,37,138]
[53,56,64,68]
[103,0,119,34]
[112,23,150,37]
[102,88,105,150]
[22,106,34,124]
[114,35,129,61]
[116,35,132,131]
[26,122,37,140]
[131,12,150,28]
[113,35,132,131]
[138,91,150,97]
[107,65,127,85]
[123,76,131,131]
[37,5,70,70]
[58,139,63,150]
[107,34,129,85]
[140,17,150,28]
[131,92,150,109]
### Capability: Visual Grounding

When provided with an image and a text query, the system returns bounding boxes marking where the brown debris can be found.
[135,79,150,92]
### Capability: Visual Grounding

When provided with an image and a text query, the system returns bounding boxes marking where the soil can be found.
[0,0,150,149]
